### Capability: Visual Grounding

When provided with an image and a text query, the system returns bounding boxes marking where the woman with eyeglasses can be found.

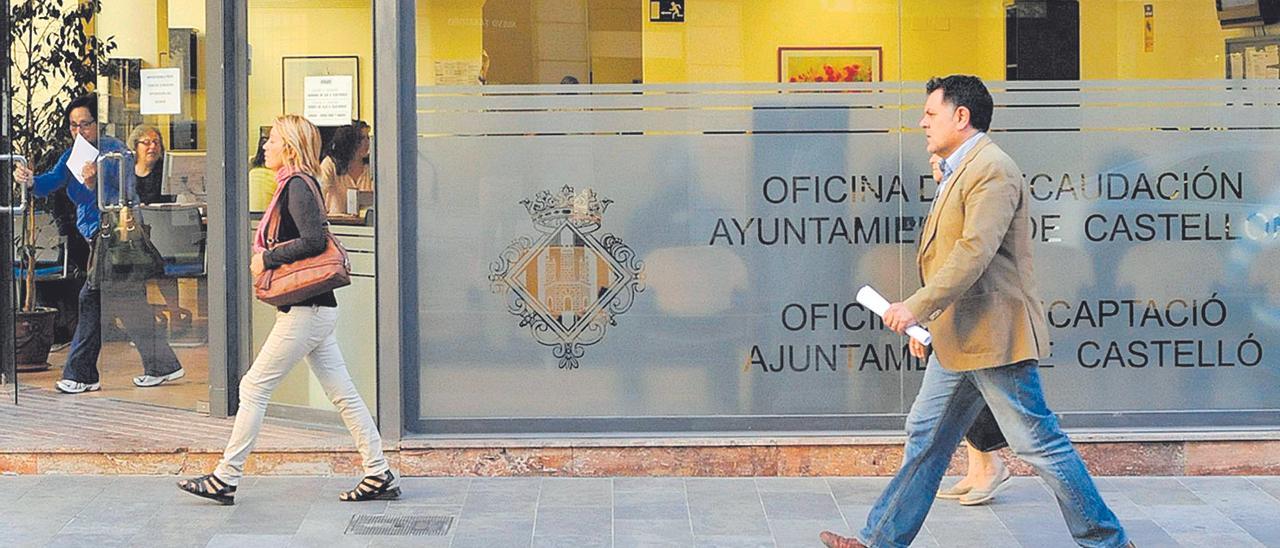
[129,124,174,205]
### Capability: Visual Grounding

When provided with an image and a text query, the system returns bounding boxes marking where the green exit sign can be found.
[650,0,685,23]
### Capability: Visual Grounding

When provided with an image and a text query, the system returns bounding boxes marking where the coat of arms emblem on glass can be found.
[490,186,646,369]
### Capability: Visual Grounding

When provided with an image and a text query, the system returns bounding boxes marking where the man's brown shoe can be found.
[819,530,868,548]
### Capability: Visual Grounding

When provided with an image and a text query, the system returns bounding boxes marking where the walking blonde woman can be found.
[178,115,398,505]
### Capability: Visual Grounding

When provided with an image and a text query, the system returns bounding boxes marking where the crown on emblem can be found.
[521,185,612,233]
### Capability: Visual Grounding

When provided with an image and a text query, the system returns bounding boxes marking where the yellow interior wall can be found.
[415,0,486,85]
[1081,0,1247,80]
[642,0,1006,84]
[99,0,161,66]
[247,0,374,156]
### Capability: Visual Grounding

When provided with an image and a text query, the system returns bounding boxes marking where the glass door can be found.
[85,0,212,411]
[5,0,210,410]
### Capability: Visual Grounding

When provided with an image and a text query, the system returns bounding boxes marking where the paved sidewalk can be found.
[0,475,1277,547]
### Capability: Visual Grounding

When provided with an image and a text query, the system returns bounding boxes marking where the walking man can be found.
[819,75,1131,548]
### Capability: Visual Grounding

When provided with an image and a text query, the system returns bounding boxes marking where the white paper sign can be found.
[140,68,183,115]
[65,135,99,185]
[304,75,353,126]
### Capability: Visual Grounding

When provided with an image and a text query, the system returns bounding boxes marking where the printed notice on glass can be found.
[434,60,482,86]
[140,68,182,115]
[303,75,353,127]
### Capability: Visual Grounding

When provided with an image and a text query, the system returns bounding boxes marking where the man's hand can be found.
[251,252,265,277]
[80,162,97,190]
[929,153,943,182]
[13,165,33,188]
[909,337,927,359]
[883,302,918,334]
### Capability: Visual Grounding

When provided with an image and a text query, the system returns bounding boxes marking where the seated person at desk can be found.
[130,124,175,205]
[248,133,276,212]
[318,120,371,216]
[130,124,190,332]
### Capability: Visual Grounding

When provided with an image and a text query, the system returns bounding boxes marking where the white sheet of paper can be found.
[856,285,932,345]
[65,135,99,185]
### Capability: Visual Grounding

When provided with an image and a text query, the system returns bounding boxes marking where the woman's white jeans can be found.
[215,305,389,485]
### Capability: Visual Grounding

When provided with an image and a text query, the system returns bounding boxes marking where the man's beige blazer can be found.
[903,135,1051,371]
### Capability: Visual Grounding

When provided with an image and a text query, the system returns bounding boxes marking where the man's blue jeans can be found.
[857,355,1128,548]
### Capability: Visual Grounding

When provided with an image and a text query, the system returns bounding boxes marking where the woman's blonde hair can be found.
[271,114,322,174]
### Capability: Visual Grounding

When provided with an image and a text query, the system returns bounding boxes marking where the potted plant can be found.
[8,0,115,370]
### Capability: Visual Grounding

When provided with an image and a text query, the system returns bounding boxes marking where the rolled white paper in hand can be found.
[856,285,932,346]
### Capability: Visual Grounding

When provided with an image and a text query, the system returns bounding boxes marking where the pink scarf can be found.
[253,166,304,253]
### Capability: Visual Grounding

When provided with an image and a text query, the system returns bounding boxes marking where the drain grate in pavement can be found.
[345,514,454,536]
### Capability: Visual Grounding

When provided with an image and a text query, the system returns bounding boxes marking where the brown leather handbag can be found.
[253,174,351,306]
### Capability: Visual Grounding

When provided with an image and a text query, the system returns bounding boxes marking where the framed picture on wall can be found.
[282,55,360,126]
[778,47,882,83]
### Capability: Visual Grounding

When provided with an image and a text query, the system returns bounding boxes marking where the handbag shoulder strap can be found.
[265,172,330,245]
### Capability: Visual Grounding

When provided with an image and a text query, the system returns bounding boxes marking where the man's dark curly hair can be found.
[925,75,993,132]
[326,120,370,175]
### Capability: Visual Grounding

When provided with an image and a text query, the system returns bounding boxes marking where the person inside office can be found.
[13,94,186,393]
[318,120,372,217]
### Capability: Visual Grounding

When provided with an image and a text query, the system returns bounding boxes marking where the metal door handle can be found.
[96,151,133,212]
[1,154,29,215]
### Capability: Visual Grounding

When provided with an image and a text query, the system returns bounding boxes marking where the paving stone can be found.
[450,521,535,548]
[614,477,685,492]
[538,477,612,507]
[1170,532,1265,547]
[689,504,772,538]
[42,530,137,548]
[614,487,690,520]
[835,503,872,529]
[1249,476,1280,501]
[826,477,891,505]
[693,534,775,547]
[992,504,1078,548]
[1233,516,1280,546]
[1143,504,1251,536]
[365,537,451,548]
[1179,475,1280,521]
[534,505,612,538]
[759,490,844,521]
[1117,518,1180,547]
[769,518,849,548]
[533,534,611,547]
[206,533,297,547]
[1105,477,1205,506]
[755,476,831,493]
[613,518,695,546]
[460,488,539,518]
[394,476,469,505]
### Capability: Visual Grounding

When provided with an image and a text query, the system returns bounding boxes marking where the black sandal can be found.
[177,473,236,505]
[340,470,400,502]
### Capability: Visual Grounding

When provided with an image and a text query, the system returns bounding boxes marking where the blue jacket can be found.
[31,135,137,240]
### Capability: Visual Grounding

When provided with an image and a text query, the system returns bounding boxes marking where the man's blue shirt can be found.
[31,135,136,240]
[938,131,985,193]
